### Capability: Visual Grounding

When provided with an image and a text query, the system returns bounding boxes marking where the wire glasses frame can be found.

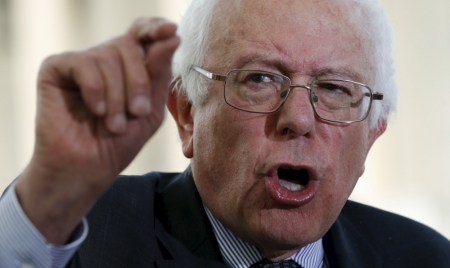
[190,65,383,124]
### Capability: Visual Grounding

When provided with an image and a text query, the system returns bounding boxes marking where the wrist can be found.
[15,161,104,244]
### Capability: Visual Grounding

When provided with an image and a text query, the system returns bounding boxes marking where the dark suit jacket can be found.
[68,169,450,267]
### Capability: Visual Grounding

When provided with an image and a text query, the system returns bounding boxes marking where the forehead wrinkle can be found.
[208,0,375,84]
[233,54,292,72]
[215,32,293,71]
[223,30,305,71]
[224,51,368,84]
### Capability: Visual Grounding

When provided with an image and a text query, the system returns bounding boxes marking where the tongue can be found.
[279,178,306,191]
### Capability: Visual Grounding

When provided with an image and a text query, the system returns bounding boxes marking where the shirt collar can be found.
[204,205,325,268]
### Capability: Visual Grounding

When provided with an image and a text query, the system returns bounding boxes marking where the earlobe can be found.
[167,86,195,159]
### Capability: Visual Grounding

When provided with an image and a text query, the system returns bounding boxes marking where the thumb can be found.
[145,35,181,104]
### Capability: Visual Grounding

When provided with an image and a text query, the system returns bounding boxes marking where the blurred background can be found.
[0,0,449,239]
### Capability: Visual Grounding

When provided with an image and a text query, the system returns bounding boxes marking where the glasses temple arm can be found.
[190,65,227,81]
[351,91,384,108]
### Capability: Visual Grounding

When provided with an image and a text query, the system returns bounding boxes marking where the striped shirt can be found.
[204,205,327,268]
[0,183,88,268]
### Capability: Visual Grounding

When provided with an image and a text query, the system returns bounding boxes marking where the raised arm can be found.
[13,17,180,245]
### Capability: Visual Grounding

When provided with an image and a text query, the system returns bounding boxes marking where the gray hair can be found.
[172,0,397,130]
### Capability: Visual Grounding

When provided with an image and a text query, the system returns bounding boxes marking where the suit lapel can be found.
[154,168,224,265]
[323,202,383,268]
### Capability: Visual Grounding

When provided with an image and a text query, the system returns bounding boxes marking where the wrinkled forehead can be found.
[213,0,368,38]
[207,0,374,81]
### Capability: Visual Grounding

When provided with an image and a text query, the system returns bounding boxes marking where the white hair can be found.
[172,0,220,103]
[172,0,397,130]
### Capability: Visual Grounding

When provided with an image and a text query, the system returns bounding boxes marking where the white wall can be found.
[351,0,450,239]
[0,0,449,239]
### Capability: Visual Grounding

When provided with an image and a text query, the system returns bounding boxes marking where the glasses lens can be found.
[224,70,290,113]
[311,79,372,122]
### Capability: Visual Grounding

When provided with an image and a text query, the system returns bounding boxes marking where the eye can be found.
[247,73,274,84]
[231,70,286,94]
[315,82,350,95]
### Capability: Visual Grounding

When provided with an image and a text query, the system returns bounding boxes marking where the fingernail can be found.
[138,23,153,38]
[131,96,151,116]
[109,114,127,133]
[96,101,106,115]
[158,18,174,26]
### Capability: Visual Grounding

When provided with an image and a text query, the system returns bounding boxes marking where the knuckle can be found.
[130,77,150,92]
[40,54,59,67]
[39,52,73,73]
[97,47,121,67]
[84,80,105,96]
[106,87,125,107]
[74,52,94,66]
[37,55,61,81]
[125,35,138,48]
[114,35,138,52]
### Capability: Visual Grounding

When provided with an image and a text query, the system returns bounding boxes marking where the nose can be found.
[275,85,315,138]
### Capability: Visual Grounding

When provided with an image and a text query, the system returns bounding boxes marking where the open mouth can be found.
[277,167,310,192]
[265,165,316,206]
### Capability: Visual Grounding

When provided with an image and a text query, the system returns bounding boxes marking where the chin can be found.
[241,204,330,253]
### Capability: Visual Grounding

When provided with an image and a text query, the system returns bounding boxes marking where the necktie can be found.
[250,259,302,268]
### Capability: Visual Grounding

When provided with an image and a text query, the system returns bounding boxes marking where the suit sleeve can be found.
[0,182,88,268]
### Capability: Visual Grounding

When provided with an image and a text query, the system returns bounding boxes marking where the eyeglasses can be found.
[191,65,383,124]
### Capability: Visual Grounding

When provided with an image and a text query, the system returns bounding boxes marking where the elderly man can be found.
[1,0,449,267]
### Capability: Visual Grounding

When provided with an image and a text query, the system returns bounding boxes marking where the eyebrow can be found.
[230,54,366,83]
[232,55,290,72]
[310,68,363,82]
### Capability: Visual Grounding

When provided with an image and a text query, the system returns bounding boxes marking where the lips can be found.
[265,165,317,206]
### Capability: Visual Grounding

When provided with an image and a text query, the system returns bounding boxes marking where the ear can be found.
[167,85,195,159]
[366,120,387,153]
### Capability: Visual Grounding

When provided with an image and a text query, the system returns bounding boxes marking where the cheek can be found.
[191,101,269,212]
[341,127,369,175]
[321,124,369,196]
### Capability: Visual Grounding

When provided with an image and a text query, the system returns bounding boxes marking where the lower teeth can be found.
[279,179,305,191]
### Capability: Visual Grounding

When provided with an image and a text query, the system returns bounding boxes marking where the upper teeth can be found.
[280,166,302,170]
